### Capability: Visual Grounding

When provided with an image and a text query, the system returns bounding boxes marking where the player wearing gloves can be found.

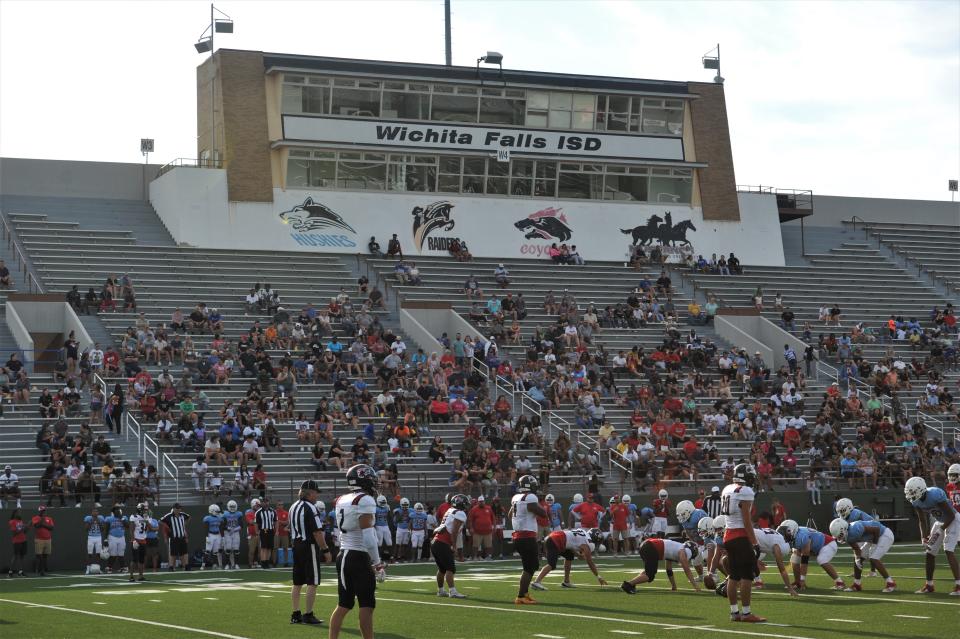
[431,493,469,598]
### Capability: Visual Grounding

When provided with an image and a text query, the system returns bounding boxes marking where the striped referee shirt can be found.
[160,511,190,538]
[255,506,277,531]
[289,500,321,543]
[703,496,723,519]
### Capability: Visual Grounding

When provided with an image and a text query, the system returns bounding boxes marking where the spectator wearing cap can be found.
[493,263,510,288]
[31,505,55,575]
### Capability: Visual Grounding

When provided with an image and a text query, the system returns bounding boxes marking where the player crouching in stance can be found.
[905,474,960,595]
[719,463,766,623]
[431,493,469,598]
[329,464,387,639]
[777,519,845,590]
[701,515,725,589]
[510,474,549,604]
[532,528,607,591]
[750,526,798,596]
[621,537,702,594]
[829,517,896,592]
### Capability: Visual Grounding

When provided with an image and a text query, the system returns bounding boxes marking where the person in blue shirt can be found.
[777,520,845,590]
[905,476,960,594]
[202,504,225,570]
[144,509,161,572]
[677,502,708,544]
[104,506,128,573]
[374,495,393,555]
[83,506,106,574]
[546,495,563,531]
[409,503,429,561]
[393,498,414,562]
[829,518,896,592]
[222,501,245,570]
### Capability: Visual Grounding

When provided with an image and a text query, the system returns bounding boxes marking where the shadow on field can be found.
[458,595,704,622]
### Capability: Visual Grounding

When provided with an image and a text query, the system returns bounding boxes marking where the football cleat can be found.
[530,582,547,591]
[437,590,449,597]
[561,581,576,588]
[514,595,538,605]
[449,591,467,599]
[620,581,637,595]
[950,585,960,596]
[715,578,729,597]
[881,582,896,593]
[301,613,322,625]
[914,584,935,594]
[843,583,862,592]
[739,613,767,623]
[730,612,741,622]
[833,581,846,591]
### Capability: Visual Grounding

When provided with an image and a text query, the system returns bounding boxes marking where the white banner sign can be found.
[282,115,685,161]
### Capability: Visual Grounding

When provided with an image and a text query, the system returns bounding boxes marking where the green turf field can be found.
[0,544,956,639]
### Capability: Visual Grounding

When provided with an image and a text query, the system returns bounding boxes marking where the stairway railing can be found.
[0,211,44,293]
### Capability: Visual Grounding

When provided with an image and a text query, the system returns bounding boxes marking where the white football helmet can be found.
[948,463,960,483]
[208,504,221,515]
[250,498,262,510]
[400,497,410,508]
[697,516,714,536]
[226,500,238,513]
[622,494,632,504]
[545,494,555,504]
[777,519,799,542]
[377,495,388,507]
[317,501,326,511]
[676,500,695,523]
[88,563,102,574]
[414,502,424,512]
[829,518,850,543]
[904,476,927,503]
[573,493,584,504]
[658,489,668,499]
[835,497,854,520]
[711,514,727,535]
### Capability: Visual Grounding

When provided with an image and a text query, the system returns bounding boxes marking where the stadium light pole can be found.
[702,44,723,84]
[195,4,234,167]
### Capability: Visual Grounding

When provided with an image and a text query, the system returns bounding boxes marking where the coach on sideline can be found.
[290,479,332,625]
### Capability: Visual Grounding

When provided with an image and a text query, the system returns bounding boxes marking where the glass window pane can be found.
[511,160,534,177]
[526,112,548,127]
[338,161,386,190]
[463,158,485,176]
[438,175,460,193]
[486,176,508,195]
[487,159,509,176]
[433,84,454,93]
[331,87,380,117]
[558,171,598,199]
[339,152,361,160]
[457,86,478,95]
[549,92,572,109]
[479,97,525,125]
[384,81,406,90]
[572,94,595,111]
[527,91,549,110]
[287,159,335,188]
[572,111,593,130]
[333,78,356,87]
[603,174,648,201]
[511,177,532,196]
[282,84,302,114]
[284,75,305,84]
[439,156,461,174]
[548,109,571,128]
[431,94,478,123]
[534,179,555,197]
[535,161,556,178]
[649,176,691,203]
[382,91,429,119]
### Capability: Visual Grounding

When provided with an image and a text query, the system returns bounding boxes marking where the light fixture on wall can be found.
[477,51,505,87]
[194,3,234,167]
[702,44,723,84]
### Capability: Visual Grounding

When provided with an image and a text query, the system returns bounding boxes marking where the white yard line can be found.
[0,598,253,639]
[894,615,930,619]
[533,634,566,639]
[609,631,644,636]
[825,619,861,623]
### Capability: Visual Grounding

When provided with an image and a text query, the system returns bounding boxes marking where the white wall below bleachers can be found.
[151,167,786,266]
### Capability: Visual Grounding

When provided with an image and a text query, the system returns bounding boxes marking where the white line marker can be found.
[533,635,566,639]
[149,599,163,603]
[610,631,644,636]
[257,595,273,598]
[894,615,930,620]
[203,597,219,600]
[762,624,792,627]
[91,602,107,605]
[0,598,252,639]
[825,619,861,623]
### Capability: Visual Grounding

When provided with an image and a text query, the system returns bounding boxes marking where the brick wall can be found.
[688,82,740,221]
[218,50,273,203]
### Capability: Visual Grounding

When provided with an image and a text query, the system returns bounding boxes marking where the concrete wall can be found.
[715,312,808,371]
[6,298,94,363]
[149,166,229,245]
[806,194,960,228]
[687,82,740,221]
[401,306,489,351]
[398,308,446,355]
[0,158,160,201]
[4,303,34,372]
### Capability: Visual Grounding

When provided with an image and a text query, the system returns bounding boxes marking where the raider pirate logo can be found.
[279,197,356,234]
[514,207,573,242]
[412,200,458,252]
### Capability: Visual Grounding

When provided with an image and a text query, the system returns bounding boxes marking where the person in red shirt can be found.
[536,497,551,557]
[274,502,291,567]
[693,489,706,510]
[245,499,260,568]
[651,420,668,445]
[8,508,27,576]
[31,505,54,576]
[468,496,496,560]
[669,421,687,447]
[572,494,604,529]
[608,496,631,556]
[651,491,671,537]
[771,497,787,527]
[663,396,683,416]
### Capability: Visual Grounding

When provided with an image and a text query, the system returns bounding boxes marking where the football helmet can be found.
[226,500,238,513]
[658,489,669,499]
[622,494,632,504]
[835,497,854,520]
[609,495,619,505]
[777,519,799,542]
[573,493,584,504]
[711,514,726,535]
[250,498,261,510]
[137,502,148,515]
[347,463,381,497]
[99,548,110,561]
[88,563,102,575]
[683,540,700,560]
[317,501,326,512]
[545,494,555,504]
[376,495,388,507]
[676,500,695,523]
[639,506,654,522]
[208,504,221,515]
[588,528,604,545]
[518,474,540,494]
[400,497,410,508]
[947,463,960,483]
[904,476,927,503]
[829,518,850,543]
[111,505,123,516]
[451,494,470,511]
[414,502,425,513]
[733,463,757,487]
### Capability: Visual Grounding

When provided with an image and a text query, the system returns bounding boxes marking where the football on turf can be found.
[703,573,716,590]
[715,578,728,597]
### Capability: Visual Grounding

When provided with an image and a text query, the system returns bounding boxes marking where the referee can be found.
[290,480,331,625]
[255,497,277,569]
[160,503,190,571]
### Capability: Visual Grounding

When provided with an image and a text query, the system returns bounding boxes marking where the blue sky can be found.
[1,0,957,201]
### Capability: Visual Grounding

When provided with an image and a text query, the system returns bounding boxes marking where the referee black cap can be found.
[300,479,320,492]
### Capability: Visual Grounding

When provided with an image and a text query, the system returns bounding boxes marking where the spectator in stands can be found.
[368,286,386,310]
[727,253,742,274]
[493,263,510,288]
[463,274,483,300]
[368,236,384,258]
[0,260,11,288]
[387,233,403,258]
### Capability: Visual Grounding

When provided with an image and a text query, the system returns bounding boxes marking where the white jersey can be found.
[557,528,592,551]
[754,528,789,557]
[658,538,694,562]
[0,472,19,488]
[721,484,755,530]
[511,492,539,533]
[438,508,468,535]
[129,514,149,541]
[335,491,377,552]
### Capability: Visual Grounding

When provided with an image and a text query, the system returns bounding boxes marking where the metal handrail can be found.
[0,211,44,294]
[156,157,222,177]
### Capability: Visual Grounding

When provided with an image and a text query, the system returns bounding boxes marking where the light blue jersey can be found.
[794,526,832,554]
[146,517,159,540]
[203,514,223,534]
[549,503,563,528]
[568,503,582,524]
[410,511,428,531]
[84,515,105,538]
[393,507,413,530]
[846,520,887,544]
[638,507,654,524]
[375,506,390,527]
[223,511,244,532]
[627,503,638,525]
[845,508,874,523]
[105,514,127,538]
[912,487,958,524]
[681,509,708,542]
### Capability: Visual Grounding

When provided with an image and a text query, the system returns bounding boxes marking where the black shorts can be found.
[133,543,146,563]
[170,538,188,556]
[292,541,321,586]
[147,538,159,548]
[13,541,26,557]
[639,540,660,580]
[431,540,456,573]
[725,536,758,581]
[514,537,539,574]
[336,549,376,610]
[545,538,575,570]
[259,530,275,550]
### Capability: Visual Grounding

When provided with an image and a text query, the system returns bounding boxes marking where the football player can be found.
[144,506,161,573]
[905,475,960,595]
[621,537,702,593]
[510,474,548,604]
[677,500,709,579]
[829,517,896,592]
[410,502,428,561]
[83,505,106,574]
[752,525,798,595]
[431,493,468,598]
[777,519,845,590]
[104,505,128,574]
[699,516,720,588]
[835,497,874,524]
[202,503,224,570]
[545,494,563,532]
[222,500,244,569]
[128,502,154,582]
[719,463,766,623]
[634,506,655,545]
[651,489,671,538]
[622,495,638,554]
[374,495,393,559]
[532,528,607,590]
[947,464,960,510]
[275,501,291,567]
[567,493,584,528]
[329,464,386,639]
[245,498,261,568]
[393,497,413,562]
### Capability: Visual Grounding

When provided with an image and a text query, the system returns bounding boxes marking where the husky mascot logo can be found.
[279,197,356,234]
[621,211,696,246]
[412,201,455,251]
[514,207,573,242]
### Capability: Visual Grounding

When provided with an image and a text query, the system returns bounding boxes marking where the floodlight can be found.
[195,38,212,54]
[215,19,233,33]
